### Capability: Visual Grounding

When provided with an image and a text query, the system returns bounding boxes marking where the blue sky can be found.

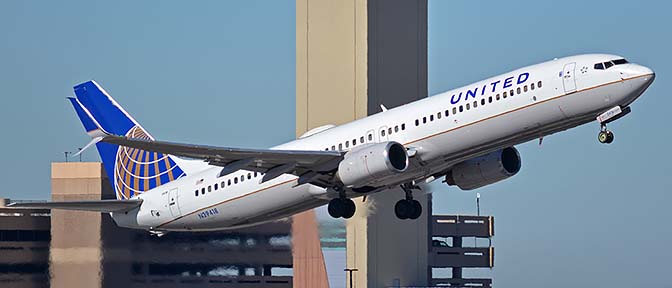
[0,1,670,287]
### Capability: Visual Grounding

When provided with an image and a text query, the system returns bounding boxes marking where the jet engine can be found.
[337,141,408,188]
[445,147,521,190]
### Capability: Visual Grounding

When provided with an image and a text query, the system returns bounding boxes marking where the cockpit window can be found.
[594,59,628,70]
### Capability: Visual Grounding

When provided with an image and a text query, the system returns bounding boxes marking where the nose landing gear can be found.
[395,183,422,220]
[598,125,614,144]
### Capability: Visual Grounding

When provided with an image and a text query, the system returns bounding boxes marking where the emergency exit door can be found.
[562,62,577,93]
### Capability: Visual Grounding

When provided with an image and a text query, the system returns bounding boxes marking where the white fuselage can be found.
[111,54,654,232]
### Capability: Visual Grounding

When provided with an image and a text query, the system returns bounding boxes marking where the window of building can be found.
[538,81,542,88]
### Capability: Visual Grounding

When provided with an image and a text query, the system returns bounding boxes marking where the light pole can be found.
[344,268,358,288]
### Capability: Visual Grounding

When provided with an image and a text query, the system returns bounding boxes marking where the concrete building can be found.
[3,162,293,288]
[296,0,429,287]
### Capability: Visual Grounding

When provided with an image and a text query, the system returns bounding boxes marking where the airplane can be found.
[11,54,654,234]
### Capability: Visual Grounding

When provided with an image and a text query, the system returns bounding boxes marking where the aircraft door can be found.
[366,130,375,143]
[378,126,389,142]
[562,62,577,93]
[167,188,181,217]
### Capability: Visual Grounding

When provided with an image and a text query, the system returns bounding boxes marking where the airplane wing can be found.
[8,199,143,213]
[101,135,344,186]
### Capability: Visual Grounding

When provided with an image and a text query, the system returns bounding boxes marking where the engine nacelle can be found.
[337,141,408,188]
[445,147,521,190]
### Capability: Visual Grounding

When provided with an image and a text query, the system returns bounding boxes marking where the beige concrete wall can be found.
[297,0,428,287]
[50,162,105,288]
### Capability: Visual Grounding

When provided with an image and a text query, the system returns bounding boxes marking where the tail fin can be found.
[69,80,186,199]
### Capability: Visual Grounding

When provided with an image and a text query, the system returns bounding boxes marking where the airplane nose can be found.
[619,64,655,80]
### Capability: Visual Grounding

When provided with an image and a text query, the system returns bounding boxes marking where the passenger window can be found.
[531,83,535,90]
[221,181,225,187]
[473,101,478,108]
[423,117,427,124]
[201,188,205,195]
[353,139,357,145]
[437,112,441,119]
[452,107,457,114]
[497,94,501,100]
[368,134,373,141]
[240,175,244,182]
[214,183,218,190]
[481,99,485,106]
[208,186,212,192]
[394,126,399,132]
[195,190,199,196]
[509,89,514,97]
[388,127,392,134]
[247,173,251,180]
[466,103,470,110]
[381,130,386,136]
[401,124,406,130]
[538,81,542,88]
[459,106,464,112]
[516,87,521,94]
[488,96,492,103]
[524,85,528,92]
[360,136,365,143]
[331,145,336,151]
[415,119,419,126]
[339,143,343,150]
[345,141,350,148]
[234,178,238,184]
[445,110,449,117]
[430,115,434,121]
[254,172,258,177]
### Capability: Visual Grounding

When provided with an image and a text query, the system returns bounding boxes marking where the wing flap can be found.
[8,199,142,213]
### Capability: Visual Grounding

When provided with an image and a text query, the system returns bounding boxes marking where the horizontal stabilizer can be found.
[8,199,142,213]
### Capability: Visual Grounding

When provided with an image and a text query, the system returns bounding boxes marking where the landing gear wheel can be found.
[341,199,356,219]
[408,200,422,220]
[394,200,411,219]
[328,199,343,218]
[598,130,614,144]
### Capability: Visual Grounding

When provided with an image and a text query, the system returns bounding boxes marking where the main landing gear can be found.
[597,125,614,144]
[395,183,422,220]
[328,186,356,219]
